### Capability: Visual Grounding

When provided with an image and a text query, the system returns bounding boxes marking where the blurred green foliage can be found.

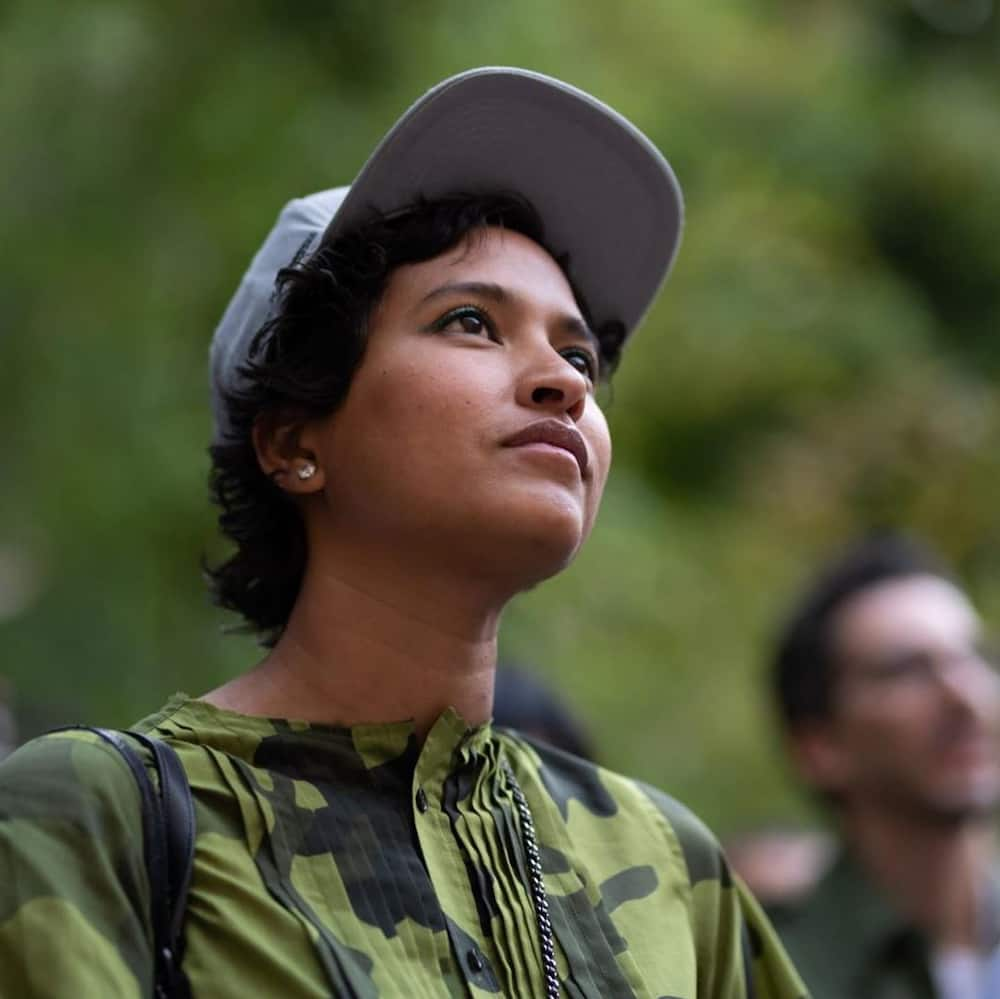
[2,0,1000,832]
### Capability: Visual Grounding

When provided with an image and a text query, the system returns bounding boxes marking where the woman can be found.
[0,68,806,998]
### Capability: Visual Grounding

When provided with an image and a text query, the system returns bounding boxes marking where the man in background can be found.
[770,534,1000,998]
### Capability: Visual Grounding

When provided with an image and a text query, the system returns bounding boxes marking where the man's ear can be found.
[788,721,851,796]
[252,410,325,494]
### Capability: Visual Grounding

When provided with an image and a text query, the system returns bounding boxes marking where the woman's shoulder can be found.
[0,728,154,859]
[1,727,145,800]
[497,728,729,886]
[497,731,808,997]
[0,731,156,996]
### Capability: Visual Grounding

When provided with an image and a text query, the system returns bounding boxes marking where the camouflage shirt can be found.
[0,694,807,998]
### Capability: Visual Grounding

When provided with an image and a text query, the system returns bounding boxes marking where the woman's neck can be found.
[202,557,506,739]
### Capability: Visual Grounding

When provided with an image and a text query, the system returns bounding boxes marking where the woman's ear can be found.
[252,411,326,494]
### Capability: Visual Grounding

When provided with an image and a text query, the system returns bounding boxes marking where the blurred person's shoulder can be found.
[767,849,881,997]
[768,845,982,997]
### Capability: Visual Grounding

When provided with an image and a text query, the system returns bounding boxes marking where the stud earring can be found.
[296,462,317,481]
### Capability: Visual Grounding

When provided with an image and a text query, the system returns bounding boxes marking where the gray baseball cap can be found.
[210,66,684,442]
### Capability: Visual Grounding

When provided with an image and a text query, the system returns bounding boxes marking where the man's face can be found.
[809,575,1000,822]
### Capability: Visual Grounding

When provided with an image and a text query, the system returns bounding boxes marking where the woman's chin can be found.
[481,497,591,584]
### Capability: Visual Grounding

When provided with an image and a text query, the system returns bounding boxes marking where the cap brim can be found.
[324,67,683,339]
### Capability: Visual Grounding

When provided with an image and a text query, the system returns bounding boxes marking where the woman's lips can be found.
[502,419,589,476]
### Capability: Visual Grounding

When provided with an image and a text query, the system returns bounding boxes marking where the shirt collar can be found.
[152,694,493,775]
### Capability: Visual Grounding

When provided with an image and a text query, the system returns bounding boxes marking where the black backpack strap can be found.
[54,725,195,998]
[123,729,196,999]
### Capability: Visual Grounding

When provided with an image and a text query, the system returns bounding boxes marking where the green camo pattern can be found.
[0,695,808,998]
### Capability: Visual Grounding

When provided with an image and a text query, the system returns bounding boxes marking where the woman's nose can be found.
[515,346,589,423]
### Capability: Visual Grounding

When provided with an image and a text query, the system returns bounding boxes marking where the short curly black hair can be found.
[771,533,950,731]
[206,192,626,645]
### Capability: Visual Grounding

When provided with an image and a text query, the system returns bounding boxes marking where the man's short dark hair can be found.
[206,192,624,646]
[772,533,951,731]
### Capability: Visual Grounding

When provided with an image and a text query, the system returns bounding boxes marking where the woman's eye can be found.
[435,307,493,338]
[562,348,598,381]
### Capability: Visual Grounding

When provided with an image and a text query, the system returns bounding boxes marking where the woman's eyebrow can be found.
[419,281,508,305]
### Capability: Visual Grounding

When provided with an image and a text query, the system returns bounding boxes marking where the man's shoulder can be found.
[769,848,898,998]
[770,849,880,934]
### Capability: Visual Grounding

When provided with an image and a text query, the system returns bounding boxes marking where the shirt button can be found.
[415,787,429,813]
[466,948,485,974]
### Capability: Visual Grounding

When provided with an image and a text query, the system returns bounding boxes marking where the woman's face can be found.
[300,227,613,591]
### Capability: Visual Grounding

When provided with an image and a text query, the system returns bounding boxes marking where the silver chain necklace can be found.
[503,759,561,999]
